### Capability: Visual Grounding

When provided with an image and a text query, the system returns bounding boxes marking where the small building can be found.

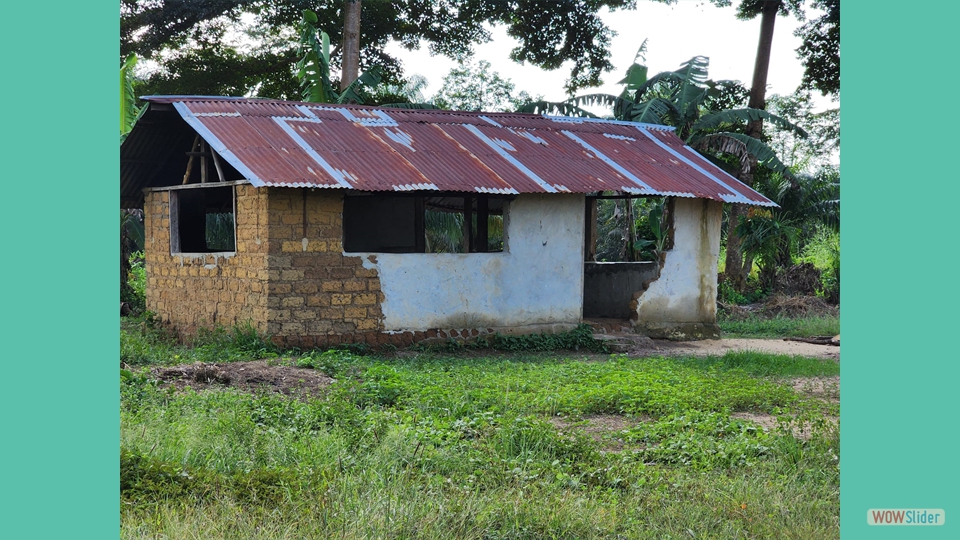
[120,97,775,347]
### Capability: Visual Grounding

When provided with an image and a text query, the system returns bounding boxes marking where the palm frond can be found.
[337,66,383,104]
[693,108,809,137]
[691,132,794,178]
[379,102,442,109]
[616,39,649,93]
[628,97,676,124]
[120,53,141,140]
[297,10,335,103]
[516,100,600,118]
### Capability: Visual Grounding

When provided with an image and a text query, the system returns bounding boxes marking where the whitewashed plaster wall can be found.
[635,198,723,339]
[359,193,585,332]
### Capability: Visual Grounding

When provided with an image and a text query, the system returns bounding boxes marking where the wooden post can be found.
[200,140,209,183]
[476,196,489,252]
[584,197,597,261]
[463,195,473,253]
[182,135,200,185]
[211,149,227,182]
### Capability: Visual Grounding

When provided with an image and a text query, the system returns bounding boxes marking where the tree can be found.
[651,0,839,288]
[121,0,637,99]
[432,60,536,112]
[121,55,146,307]
[340,0,361,92]
[795,0,839,97]
[297,9,382,104]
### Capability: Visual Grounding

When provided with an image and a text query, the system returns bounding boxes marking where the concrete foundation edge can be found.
[633,321,721,341]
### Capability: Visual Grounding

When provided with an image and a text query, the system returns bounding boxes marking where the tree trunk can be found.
[745,0,780,139]
[724,203,745,288]
[725,0,780,292]
[340,0,362,92]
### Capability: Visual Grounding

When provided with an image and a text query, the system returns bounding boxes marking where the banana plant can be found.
[297,9,382,104]
[519,48,805,179]
[120,53,145,144]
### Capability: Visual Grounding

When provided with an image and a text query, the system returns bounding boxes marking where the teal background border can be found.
[1,1,116,538]
[2,2,955,539]
[842,3,958,539]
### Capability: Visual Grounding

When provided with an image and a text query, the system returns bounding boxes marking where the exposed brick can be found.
[294,282,318,294]
[321,281,343,292]
[343,279,366,292]
[344,307,367,319]
[281,297,304,307]
[331,293,353,305]
[280,269,304,280]
[330,267,355,279]
[355,293,377,305]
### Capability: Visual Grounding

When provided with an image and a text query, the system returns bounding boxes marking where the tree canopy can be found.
[432,60,535,112]
[121,0,637,98]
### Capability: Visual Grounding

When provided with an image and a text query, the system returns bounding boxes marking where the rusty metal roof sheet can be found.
[125,96,775,206]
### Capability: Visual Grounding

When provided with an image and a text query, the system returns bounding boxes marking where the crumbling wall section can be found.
[143,184,269,336]
[634,198,722,340]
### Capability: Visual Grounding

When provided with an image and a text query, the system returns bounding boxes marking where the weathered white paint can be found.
[359,194,585,331]
[635,198,722,338]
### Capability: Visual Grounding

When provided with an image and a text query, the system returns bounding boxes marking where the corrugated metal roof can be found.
[124,96,775,207]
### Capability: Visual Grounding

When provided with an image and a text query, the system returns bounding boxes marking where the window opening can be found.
[171,186,236,253]
[343,193,507,253]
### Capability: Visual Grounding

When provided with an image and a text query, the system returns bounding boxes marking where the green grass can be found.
[121,324,839,539]
[120,315,279,366]
[718,314,840,339]
[673,350,840,378]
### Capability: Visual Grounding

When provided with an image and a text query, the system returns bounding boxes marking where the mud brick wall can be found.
[263,189,384,348]
[143,184,269,336]
[145,185,546,349]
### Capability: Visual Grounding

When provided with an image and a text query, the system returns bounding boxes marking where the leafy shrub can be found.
[296,349,362,377]
[624,410,772,469]
[490,324,608,353]
[122,250,147,314]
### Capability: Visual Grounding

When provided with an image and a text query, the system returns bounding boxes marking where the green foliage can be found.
[718,279,766,305]
[120,318,278,366]
[121,0,635,100]
[296,349,362,378]
[800,227,840,300]
[624,411,773,469]
[121,339,839,538]
[718,313,840,338]
[123,250,146,313]
[488,324,609,354]
[673,350,840,378]
[120,53,143,142]
[795,0,840,97]
[594,196,665,262]
[296,10,383,104]
[432,60,536,112]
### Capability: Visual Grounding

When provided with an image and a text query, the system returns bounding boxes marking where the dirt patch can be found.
[150,360,334,398]
[547,414,648,452]
[792,375,840,403]
[731,411,838,440]
[619,337,840,361]
[730,374,840,439]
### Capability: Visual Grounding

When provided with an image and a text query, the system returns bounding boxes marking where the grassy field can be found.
[120,319,839,539]
[718,314,840,339]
